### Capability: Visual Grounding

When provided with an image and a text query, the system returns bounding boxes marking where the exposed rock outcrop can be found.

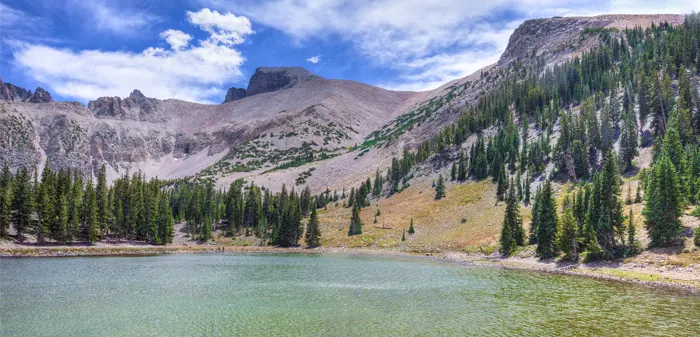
[0,79,32,102]
[88,89,161,121]
[27,87,53,103]
[223,87,247,103]
[500,15,684,66]
[246,67,321,97]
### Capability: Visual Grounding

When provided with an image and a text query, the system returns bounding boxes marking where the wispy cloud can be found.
[76,0,159,35]
[204,0,697,91]
[11,8,254,103]
[306,55,321,64]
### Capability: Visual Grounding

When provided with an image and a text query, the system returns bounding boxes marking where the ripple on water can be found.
[1,254,699,337]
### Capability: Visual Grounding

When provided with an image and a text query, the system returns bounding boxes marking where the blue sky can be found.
[0,0,696,104]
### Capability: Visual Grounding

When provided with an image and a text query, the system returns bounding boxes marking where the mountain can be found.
[0,14,684,193]
[0,67,420,185]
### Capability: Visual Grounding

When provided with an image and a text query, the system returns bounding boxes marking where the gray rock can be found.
[88,89,161,121]
[27,87,53,103]
[246,67,321,97]
[223,87,247,103]
[0,79,32,102]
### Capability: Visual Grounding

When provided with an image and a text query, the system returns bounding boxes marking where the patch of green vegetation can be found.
[357,81,469,151]
[295,167,315,185]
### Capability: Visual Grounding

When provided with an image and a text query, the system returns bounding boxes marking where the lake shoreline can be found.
[2,243,699,295]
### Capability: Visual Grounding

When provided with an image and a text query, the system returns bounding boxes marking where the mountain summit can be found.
[223,67,323,103]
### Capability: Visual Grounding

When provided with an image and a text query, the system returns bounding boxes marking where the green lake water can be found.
[1,253,699,336]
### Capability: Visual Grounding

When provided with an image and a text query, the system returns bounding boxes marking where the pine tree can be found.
[434,174,446,200]
[96,165,110,238]
[450,161,457,181]
[305,206,321,247]
[0,166,13,238]
[37,166,54,244]
[68,173,83,242]
[348,203,363,236]
[694,227,700,248]
[158,192,174,244]
[536,179,558,259]
[619,106,638,172]
[635,181,642,203]
[401,229,406,241]
[12,168,33,242]
[496,162,508,200]
[408,217,415,234]
[627,209,640,255]
[523,170,531,204]
[457,152,467,181]
[57,194,69,243]
[644,155,683,247]
[372,169,383,196]
[558,207,578,261]
[81,180,98,244]
[500,180,525,256]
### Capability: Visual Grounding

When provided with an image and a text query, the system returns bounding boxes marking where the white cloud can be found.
[11,8,254,103]
[186,8,253,46]
[205,0,697,91]
[160,29,192,50]
[79,0,157,34]
[306,55,321,64]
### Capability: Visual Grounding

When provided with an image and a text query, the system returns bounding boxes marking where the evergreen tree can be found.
[348,203,363,236]
[619,106,638,172]
[457,152,467,181]
[372,168,383,196]
[81,181,97,244]
[67,173,83,242]
[57,194,69,243]
[408,217,415,234]
[0,166,13,238]
[96,165,110,238]
[434,174,446,200]
[450,161,457,181]
[523,170,531,204]
[644,155,683,247]
[305,206,321,247]
[500,180,525,256]
[635,181,642,203]
[401,229,406,241]
[536,179,558,259]
[627,208,640,255]
[558,206,578,261]
[496,161,508,200]
[12,168,33,242]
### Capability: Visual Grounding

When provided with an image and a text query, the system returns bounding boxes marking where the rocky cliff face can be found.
[26,87,53,103]
[246,67,320,96]
[500,15,684,66]
[0,79,52,103]
[223,87,247,103]
[222,67,322,103]
[88,89,161,121]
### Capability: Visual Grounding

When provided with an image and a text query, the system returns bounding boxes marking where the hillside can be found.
[0,67,422,187]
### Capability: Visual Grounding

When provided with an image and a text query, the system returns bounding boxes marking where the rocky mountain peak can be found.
[247,66,321,97]
[222,66,322,103]
[0,79,35,102]
[27,87,53,103]
[223,87,247,103]
[88,89,161,121]
[499,14,684,66]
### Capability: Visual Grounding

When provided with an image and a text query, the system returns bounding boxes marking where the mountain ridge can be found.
[0,13,685,193]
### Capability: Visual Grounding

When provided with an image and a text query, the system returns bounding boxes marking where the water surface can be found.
[1,253,699,336]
